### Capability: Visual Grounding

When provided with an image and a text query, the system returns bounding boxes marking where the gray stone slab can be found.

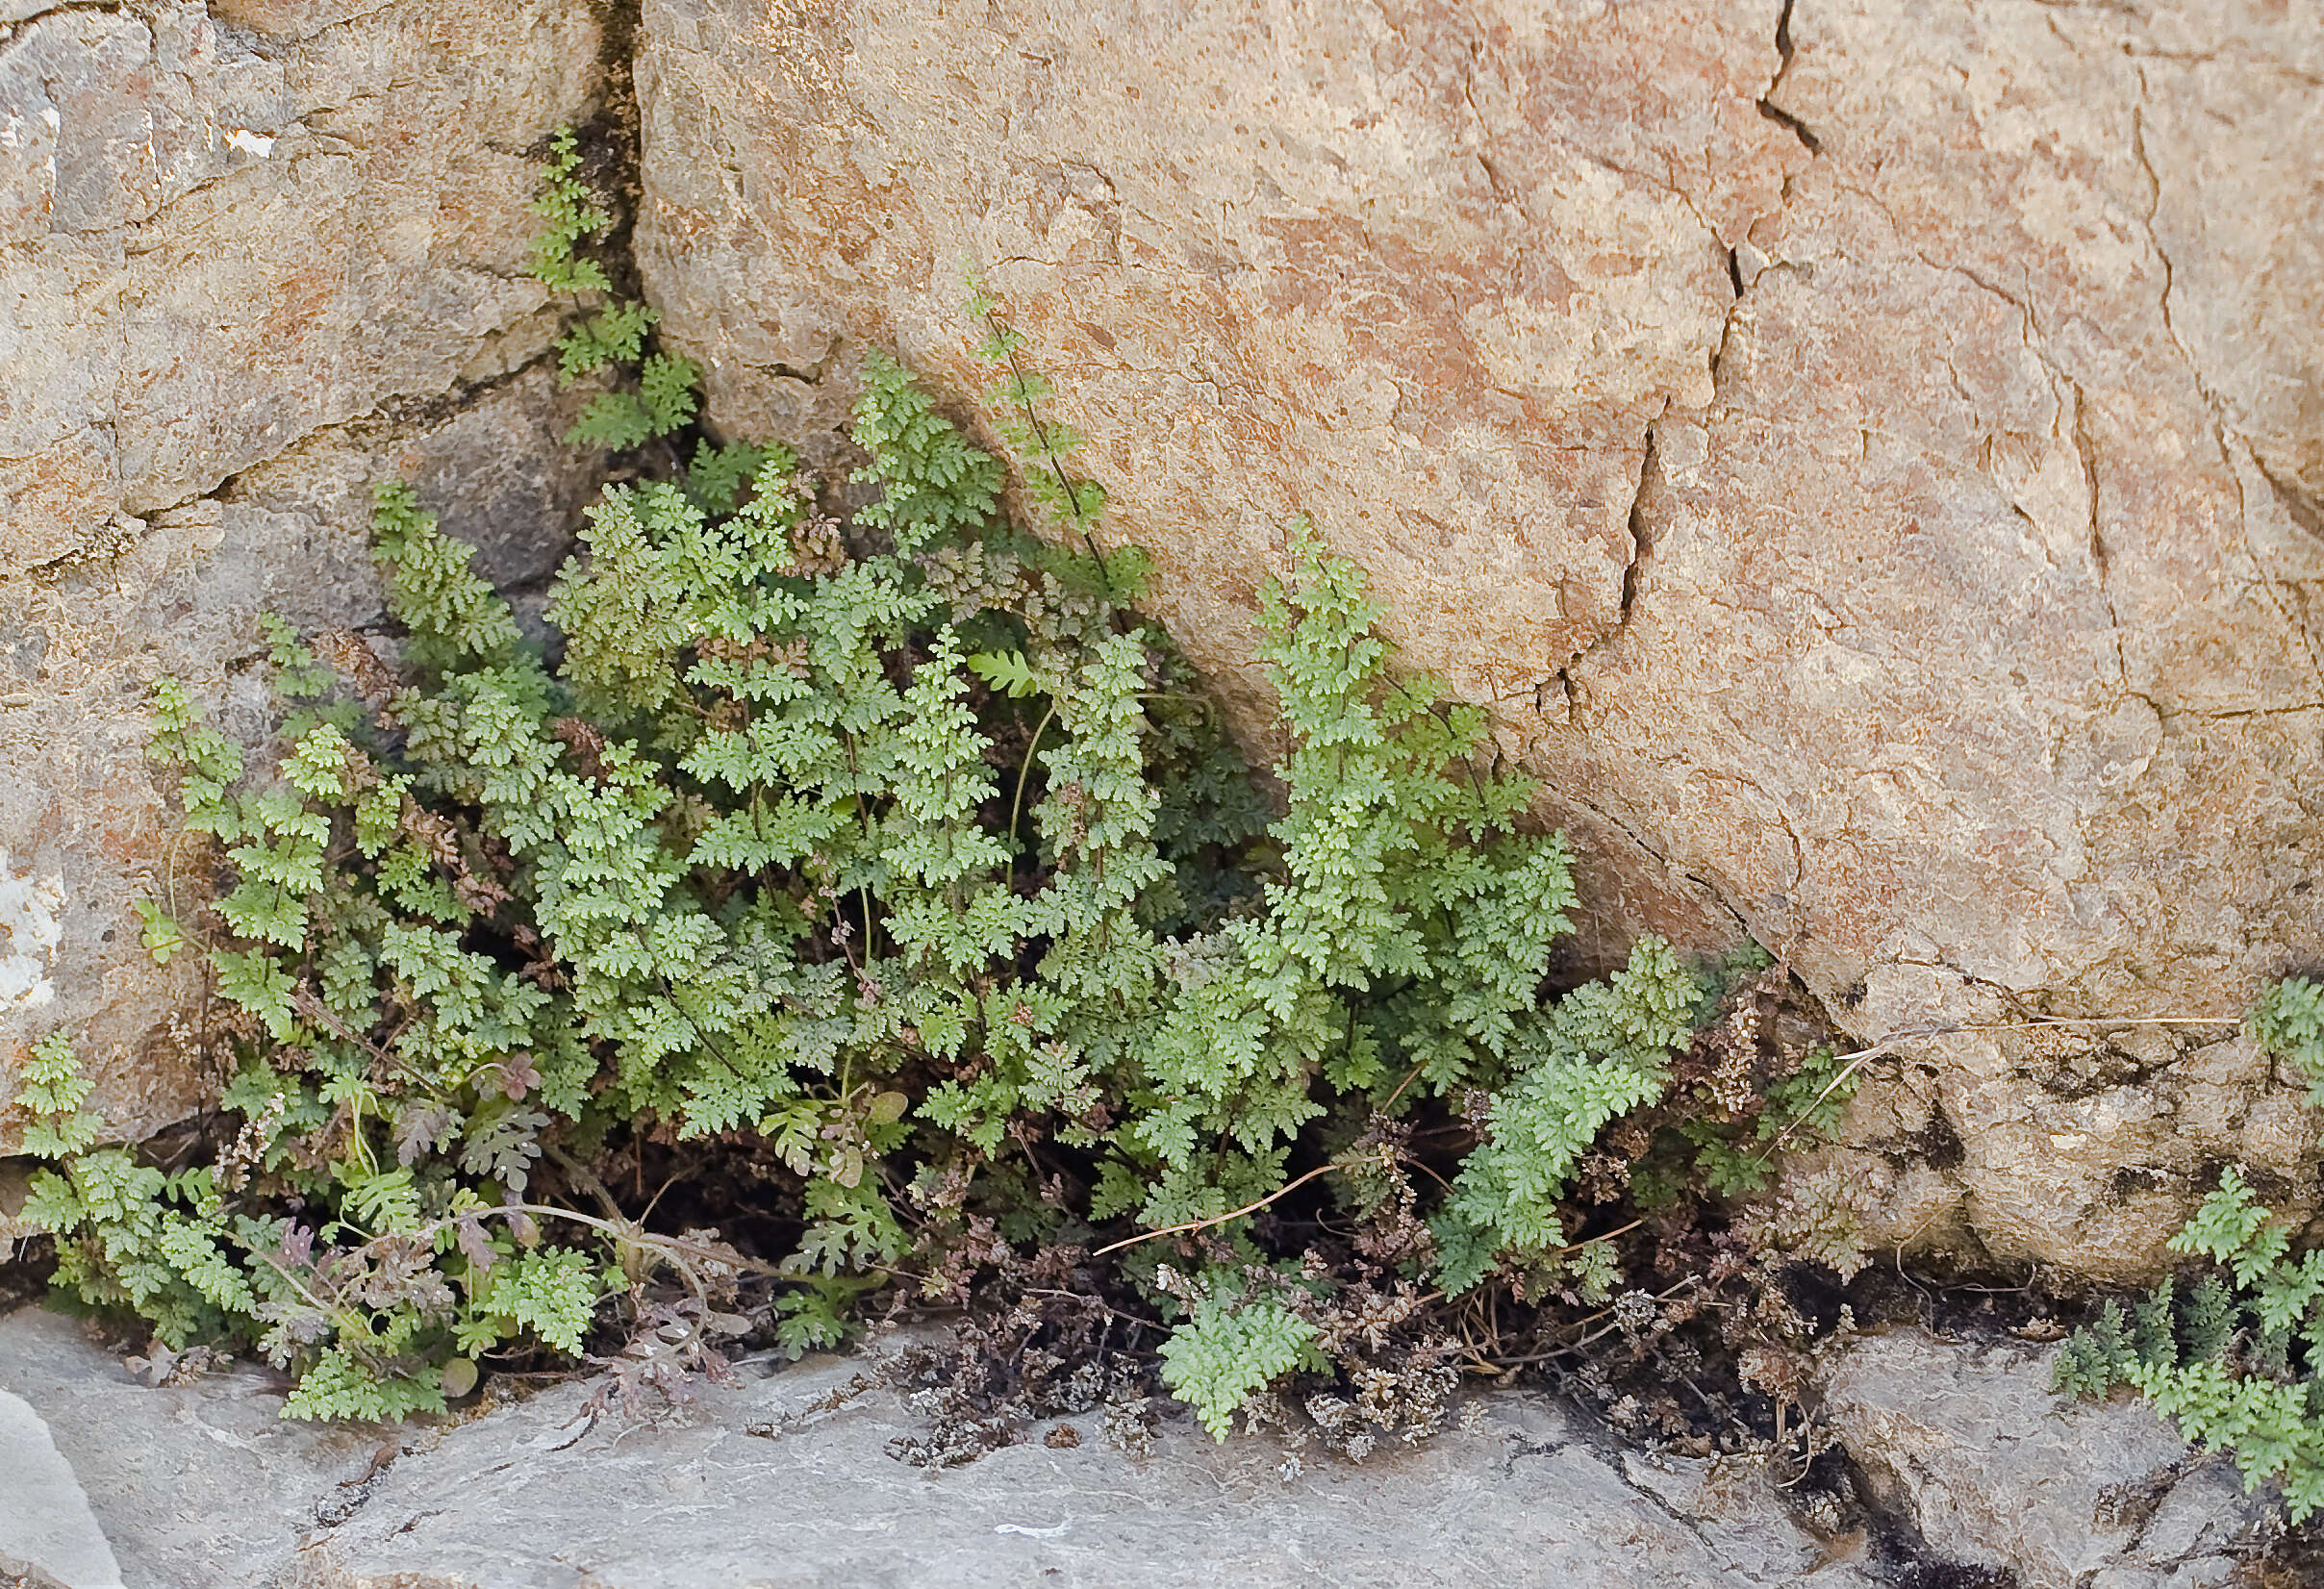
[0,1303,1872,1589]
[1819,1326,2276,1589]
[0,1387,122,1589]
[0,1308,378,1589]
[290,1358,1877,1589]
[3,1302,2283,1589]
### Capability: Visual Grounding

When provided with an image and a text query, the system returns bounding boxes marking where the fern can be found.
[1432,940,1705,1294]
[852,350,1004,554]
[528,127,611,294]
[2053,981,2324,1521]
[11,134,1806,1441]
[638,353,701,434]
[370,482,520,673]
[481,1248,604,1355]
[558,301,656,383]
[13,1032,101,1158]
[2253,976,2324,1112]
[1157,1273,1324,1439]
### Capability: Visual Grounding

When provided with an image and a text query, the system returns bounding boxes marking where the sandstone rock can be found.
[1817,1326,2276,1589]
[0,0,2314,1287]
[0,363,596,1147]
[631,0,2324,1276]
[0,0,614,1137]
[0,0,607,570]
[632,0,1800,965]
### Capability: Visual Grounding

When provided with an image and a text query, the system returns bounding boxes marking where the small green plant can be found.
[533,127,699,452]
[6,131,1846,1435]
[2055,976,2324,1520]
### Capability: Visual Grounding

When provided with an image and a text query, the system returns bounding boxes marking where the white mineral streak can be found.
[0,849,64,1012]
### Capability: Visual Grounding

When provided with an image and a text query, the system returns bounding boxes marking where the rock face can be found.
[2,0,2320,1276]
[0,0,604,572]
[0,1306,377,1589]
[0,1383,123,1589]
[632,0,2324,1276]
[0,0,610,1142]
[1818,1328,2276,1589]
[3,1303,1872,1589]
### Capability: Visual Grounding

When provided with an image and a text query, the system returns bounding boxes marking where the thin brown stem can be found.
[1091,1149,1390,1258]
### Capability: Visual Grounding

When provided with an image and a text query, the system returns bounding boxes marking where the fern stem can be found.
[1008,698,1059,860]
[980,306,1110,591]
[1090,1147,1393,1258]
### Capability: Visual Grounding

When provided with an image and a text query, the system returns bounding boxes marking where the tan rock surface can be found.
[2,0,2318,1277]
[0,0,611,1141]
[632,0,2324,1275]
[0,0,608,568]
[0,364,597,1146]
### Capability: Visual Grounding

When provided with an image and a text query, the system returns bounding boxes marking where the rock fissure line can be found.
[1531,396,1672,724]
[2122,77,2324,694]
[1,0,130,33]
[1756,0,1821,154]
[2064,376,2140,703]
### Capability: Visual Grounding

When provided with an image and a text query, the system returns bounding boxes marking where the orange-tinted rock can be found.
[633,0,2324,1275]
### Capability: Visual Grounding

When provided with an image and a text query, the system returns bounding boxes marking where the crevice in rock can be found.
[1615,420,1655,638]
[1756,0,1823,155]
[567,0,647,305]
[1822,1437,2024,1589]
[1538,401,1670,718]
[0,0,131,33]
[1707,258,1783,402]
[2124,79,2324,694]
[1886,954,2043,1017]
[2030,1036,2180,1100]
[2127,97,2203,417]
[1455,38,1514,206]
[199,0,404,51]
[2190,700,2324,721]
[1880,1097,1967,1173]
[357,343,572,441]
[2257,454,2324,542]
[1541,782,1754,944]
[314,1436,417,1530]
[2065,376,2140,700]
[1604,1458,1817,1587]
[1755,100,1822,157]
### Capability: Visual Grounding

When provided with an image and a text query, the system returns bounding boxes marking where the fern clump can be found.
[2054,979,2324,1520]
[528,125,697,453]
[4,134,1848,1438]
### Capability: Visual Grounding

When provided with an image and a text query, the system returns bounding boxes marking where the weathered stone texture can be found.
[0,1305,377,1589]
[0,0,609,1143]
[633,0,2324,1276]
[1819,1327,2275,1589]
[633,0,1801,812]
[0,1306,2281,1589]
[0,0,605,571]
[2,0,2318,1276]
[0,1303,1883,1589]
[0,365,594,1145]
